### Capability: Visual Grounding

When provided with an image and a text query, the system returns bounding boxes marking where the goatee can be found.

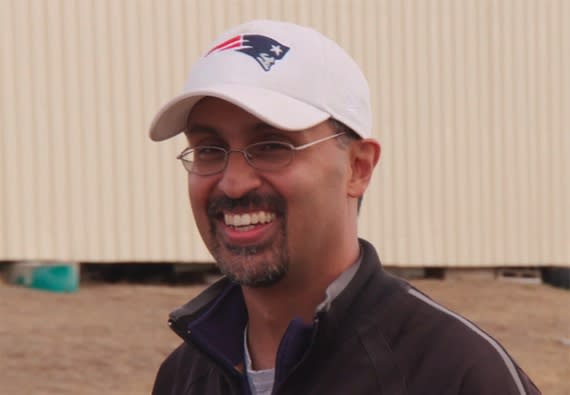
[206,193,289,287]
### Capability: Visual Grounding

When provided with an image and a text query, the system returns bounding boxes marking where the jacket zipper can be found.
[271,315,322,395]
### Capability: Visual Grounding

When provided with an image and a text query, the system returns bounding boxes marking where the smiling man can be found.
[150,20,539,395]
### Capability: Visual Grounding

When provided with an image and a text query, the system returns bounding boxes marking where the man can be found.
[149,20,539,394]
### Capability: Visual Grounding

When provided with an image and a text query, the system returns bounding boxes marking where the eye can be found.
[193,146,226,162]
[250,141,291,153]
[247,142,293,165]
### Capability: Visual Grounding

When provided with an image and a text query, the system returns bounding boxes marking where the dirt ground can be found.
[1,273,568,395]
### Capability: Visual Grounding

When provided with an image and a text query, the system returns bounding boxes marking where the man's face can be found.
[185,98,352,287]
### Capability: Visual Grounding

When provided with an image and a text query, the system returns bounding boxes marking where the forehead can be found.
[187,98,271,135]
[185,97,337,144]
[185,98,321,147]
[189,97,255,120]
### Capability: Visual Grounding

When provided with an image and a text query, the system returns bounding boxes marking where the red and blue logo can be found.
[207,34,290,72]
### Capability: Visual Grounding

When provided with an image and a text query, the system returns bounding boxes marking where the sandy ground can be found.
[1,274,569,395]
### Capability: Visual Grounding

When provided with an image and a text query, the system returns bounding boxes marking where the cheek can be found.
[187,176,215,223]
[187,176,222,248]
[283,161,346,220]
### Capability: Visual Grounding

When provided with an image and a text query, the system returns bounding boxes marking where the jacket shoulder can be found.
[357,282,540,394]
[152,342,213,395]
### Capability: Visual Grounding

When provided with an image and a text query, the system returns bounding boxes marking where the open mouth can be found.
[207,194,285,243]
[223,210,277,232]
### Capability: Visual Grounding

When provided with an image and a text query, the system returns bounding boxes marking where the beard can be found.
[206,193,289,288]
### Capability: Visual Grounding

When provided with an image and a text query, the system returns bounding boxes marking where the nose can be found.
[217,150,262,199]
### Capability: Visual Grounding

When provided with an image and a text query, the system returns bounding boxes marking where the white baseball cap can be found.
[149,19,372,141]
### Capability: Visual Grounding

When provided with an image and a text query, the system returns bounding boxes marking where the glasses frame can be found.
[177,132,346,176]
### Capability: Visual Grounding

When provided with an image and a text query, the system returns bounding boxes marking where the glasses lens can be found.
[247,142,294,170]
[184,146,227,175]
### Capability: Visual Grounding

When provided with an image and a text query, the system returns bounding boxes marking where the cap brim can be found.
[149,84,331,141]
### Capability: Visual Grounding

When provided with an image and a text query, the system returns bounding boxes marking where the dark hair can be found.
[329,119,361,147]
[329,119,364,213]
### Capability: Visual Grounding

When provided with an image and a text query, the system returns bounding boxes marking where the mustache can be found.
[207,193,286,216]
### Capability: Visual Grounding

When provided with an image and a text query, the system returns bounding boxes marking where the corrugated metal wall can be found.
[1,0,568,266]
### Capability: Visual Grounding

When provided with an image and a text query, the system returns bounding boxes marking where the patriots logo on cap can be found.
[207,34,290,71]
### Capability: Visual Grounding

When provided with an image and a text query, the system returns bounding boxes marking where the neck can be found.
[242,238,360,370]
[242,281,322,370]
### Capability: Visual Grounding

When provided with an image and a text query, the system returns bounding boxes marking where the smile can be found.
[224,211,277,228]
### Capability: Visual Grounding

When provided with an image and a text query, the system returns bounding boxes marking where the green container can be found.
[11,263,79,293]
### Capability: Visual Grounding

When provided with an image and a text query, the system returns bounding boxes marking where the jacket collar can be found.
[167,239,389,375]
[169,278,246,371]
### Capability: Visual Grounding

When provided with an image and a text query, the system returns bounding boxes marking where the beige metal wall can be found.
[1,0,568,266]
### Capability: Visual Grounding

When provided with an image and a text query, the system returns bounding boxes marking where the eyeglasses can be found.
[177,132,346,175]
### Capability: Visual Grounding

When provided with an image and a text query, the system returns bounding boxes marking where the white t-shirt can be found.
[244,336,274,395]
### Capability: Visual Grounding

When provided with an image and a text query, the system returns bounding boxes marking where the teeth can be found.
[224,211,276,227]
[242,213,251,226]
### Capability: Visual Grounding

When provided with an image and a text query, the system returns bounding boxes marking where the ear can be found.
[347,139,381,198]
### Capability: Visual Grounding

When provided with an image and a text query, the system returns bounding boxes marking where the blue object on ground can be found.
[11,263,79,293]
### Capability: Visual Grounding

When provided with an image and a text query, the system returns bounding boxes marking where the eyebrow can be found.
[186,124,220,137]
[252,122,281,133]
[186,122,282,137]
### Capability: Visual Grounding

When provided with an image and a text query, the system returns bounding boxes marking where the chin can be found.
[226,269,286,288]
[213,243,289,288]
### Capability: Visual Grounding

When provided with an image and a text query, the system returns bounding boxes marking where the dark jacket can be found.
[153,239,540,394]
